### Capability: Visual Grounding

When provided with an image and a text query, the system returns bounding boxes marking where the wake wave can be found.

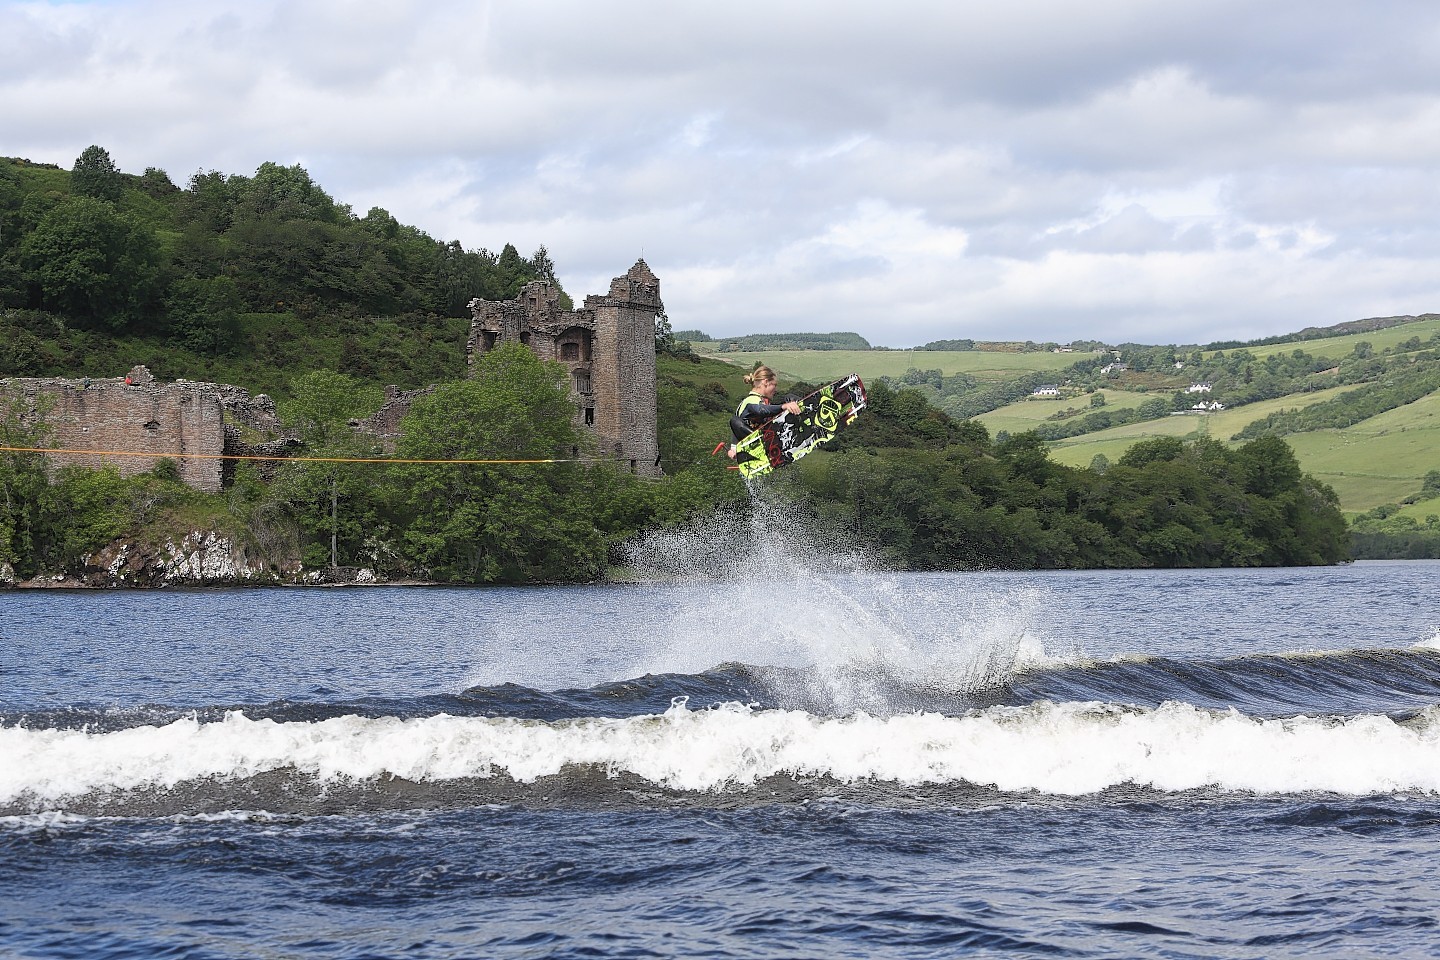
[6,698,1440,815]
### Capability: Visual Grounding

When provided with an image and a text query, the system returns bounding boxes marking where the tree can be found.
[0,396,54,575]
[271,371,388,570]
[531,244,557,284]
[164,276,242,353]
[234,162,337,223]
[393,343,602,582]
[655,310,688,356]
[279,370,385,447]
[138,167,178,198]
[18,196,164,329]
[71,145,123,202]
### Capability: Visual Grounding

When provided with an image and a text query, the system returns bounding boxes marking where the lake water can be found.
[4,536,1440,957]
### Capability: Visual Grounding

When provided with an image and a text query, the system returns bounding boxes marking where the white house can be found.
[1187,382,1214,393]
[1191,400,1226,412]
[1032,384,1061,397]
[1100,362,1129,375]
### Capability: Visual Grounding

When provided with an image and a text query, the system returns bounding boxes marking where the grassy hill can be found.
[975,388,1159,438]
[691,344,1084,383]
[1208,315,1440,363]
[686,315,1440,519]
[1046,382,1439,513]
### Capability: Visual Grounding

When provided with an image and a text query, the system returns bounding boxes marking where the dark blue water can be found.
[4,560,1440,958]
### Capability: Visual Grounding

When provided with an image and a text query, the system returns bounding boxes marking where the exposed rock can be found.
[81,530,302,587]
[0,561,14,586]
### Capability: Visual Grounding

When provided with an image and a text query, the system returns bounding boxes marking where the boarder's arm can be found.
[739,399,801,420]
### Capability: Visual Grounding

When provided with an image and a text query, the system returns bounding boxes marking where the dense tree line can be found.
[1348,496,1440,560]
[1,351,1352,582]
[0,149,558,382]
[714,332,871,351]
[1231,359,1440,440]
[1026,397,1175,441]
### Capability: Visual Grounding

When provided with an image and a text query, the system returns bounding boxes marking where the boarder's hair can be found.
[744,365,777,386]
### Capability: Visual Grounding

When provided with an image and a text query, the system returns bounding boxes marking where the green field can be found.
[1046,385,1440,512]
[974,388,1157,438]
[691,346,1086,384]
[1281,390,1440,511]
[1211,316,1440,362]
[1047,384,1353,465]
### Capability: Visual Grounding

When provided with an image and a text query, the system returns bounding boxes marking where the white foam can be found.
[5,700,1440,805]
[1413,629,1440,651]
[613,490,1058,712]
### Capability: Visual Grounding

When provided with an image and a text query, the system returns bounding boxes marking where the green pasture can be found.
[1047,385,1353,466]
[1211,315,1440,362]
[691,346,1084,385]
[1389,498,1440,524]
[975,388,1157,438]
[1049,416,1203,468]
[1047,385,1440,512]
[1281,390,1440,511]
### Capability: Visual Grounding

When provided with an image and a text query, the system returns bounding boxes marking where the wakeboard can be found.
[729,374,867,479]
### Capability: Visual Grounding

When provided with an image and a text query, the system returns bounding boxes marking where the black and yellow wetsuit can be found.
[730,391,788,442]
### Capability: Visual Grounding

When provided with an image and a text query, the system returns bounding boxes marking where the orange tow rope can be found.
[0,446,580,465]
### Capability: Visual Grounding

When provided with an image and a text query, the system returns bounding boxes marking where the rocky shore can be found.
[1,530,389,589]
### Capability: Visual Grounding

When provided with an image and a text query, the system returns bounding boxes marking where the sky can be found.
[4,0,1440,348]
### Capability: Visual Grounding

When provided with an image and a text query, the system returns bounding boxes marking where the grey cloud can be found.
[5,0,1440,347]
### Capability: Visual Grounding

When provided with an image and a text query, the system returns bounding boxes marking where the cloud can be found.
[4,0,1440,346]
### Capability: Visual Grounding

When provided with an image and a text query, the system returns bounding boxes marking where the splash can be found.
[617,485,1052,713]
[1413,629,1440,651]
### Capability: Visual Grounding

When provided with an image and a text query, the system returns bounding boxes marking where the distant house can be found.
[1186,382,1214,393]
[1031,384,1061,397]
[1174,361,1185,369]
[1100,362,1129,375]
[1191,400,1226,412]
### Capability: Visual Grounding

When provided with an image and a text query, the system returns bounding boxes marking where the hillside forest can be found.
[0,148,1351,583]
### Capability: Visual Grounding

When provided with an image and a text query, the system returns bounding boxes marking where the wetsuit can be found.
[730,391,788,442]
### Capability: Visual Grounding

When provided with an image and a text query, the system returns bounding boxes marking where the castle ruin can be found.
[0,365,287,493]
[466,259,661,477]
[1,261,664,489]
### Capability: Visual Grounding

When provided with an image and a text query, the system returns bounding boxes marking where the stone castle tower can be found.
[467,259,661,476]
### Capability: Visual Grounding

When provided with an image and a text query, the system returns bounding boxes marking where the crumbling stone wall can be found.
[1,366,227,491]
[353,384,436,451]
[467,260,660,476]
[0,365,292,493]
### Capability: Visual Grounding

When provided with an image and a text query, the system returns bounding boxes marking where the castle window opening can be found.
[585,407,594,426]
[519,332,531,345]
[561,342,579,361]
[574,371,591,394]
[482,332,498,351]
